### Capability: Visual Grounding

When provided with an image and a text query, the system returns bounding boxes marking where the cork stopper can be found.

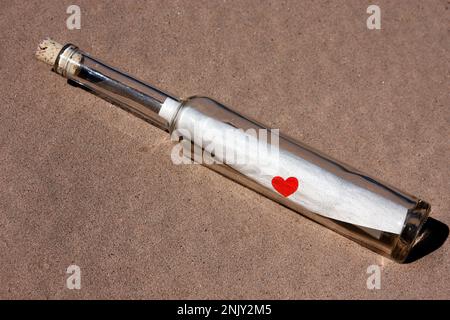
[35,38,63,66]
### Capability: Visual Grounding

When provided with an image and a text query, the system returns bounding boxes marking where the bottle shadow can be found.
[404,217,449,263]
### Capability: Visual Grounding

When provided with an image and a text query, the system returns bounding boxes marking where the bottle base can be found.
[391,200,431,263]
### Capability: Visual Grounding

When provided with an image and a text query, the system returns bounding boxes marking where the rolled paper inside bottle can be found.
[160,99,409,234]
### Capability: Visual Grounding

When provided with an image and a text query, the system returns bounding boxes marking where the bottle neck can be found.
[54,44,181,131]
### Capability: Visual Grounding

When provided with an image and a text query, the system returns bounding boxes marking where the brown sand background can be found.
[0,0,449,299]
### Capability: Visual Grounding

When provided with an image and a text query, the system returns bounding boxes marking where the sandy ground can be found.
[0,0,448,299]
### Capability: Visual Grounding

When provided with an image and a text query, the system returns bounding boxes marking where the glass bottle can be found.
[44,43,430,262]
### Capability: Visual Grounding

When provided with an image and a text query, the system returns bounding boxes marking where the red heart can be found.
[271,176,299,197]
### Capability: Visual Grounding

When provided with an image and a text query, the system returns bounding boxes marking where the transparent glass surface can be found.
[171,97,430,262]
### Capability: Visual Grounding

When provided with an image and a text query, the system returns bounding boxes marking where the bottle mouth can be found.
[53,43,82,77]
[391,200,431,262]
